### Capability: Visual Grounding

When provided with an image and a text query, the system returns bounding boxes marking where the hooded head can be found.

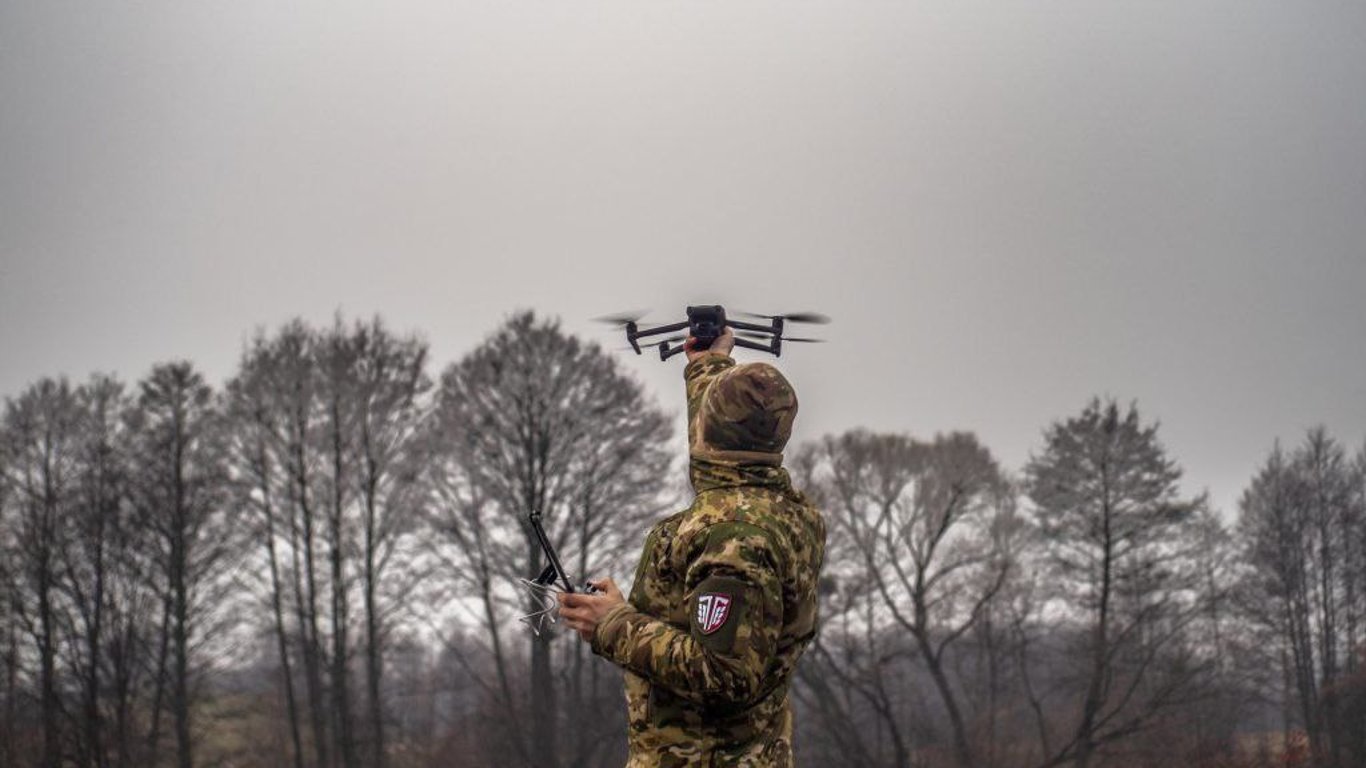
[688,360,799,465]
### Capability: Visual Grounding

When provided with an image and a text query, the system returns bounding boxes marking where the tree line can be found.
[0,311,1363,768]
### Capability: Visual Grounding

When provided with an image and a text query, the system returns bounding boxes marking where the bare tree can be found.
[0,472,15,768]
[0,543,16,768]
[0,375,166,768]
[1238,429,1362,767]
[1,378,82,768]
[1024,398,1210,768]
[424,310,672,768]
[313,328,363,768]
[420,447,530,764]
[225,334,309,768]
[1299,429,1358,768]
[796,429,1016,768]
[792,574,914,768]
[102,479,162,768]
[226,316,438,768]
[125,362,235,768]
[273,321,334,768]
[55,375,132,768]
[343,318,431,768]
[1348,440,1366,762]
[1180,506,1248,758]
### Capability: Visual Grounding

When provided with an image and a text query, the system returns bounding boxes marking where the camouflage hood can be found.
[684,353,798,494]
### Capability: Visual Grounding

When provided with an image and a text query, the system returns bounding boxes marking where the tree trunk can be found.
[1072,490,1114,768]
[331,528,356,768]
[290,447,331,768]
[147,594,172,764]
[264,486,306,768]
[528,536,558,768]
[86,540,107,768]
[35,450,61,768]
[170,406,195,768]
[914,627,974,768]
[364,523,386,768]
[4,614,18,768]
[171,521,193,768]
[330,406,358,768]
[39,563,60,768]
[362,456,387,768]
[113,618,136,768]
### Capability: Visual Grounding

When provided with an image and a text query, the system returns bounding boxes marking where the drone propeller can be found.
[735,330,825,343]
[593,310,651,327]
[737,311,831,325]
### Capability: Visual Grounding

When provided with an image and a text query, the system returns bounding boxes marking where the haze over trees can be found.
[1,312,1362,768]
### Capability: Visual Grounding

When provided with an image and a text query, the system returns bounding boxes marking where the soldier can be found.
[558,327,827,768]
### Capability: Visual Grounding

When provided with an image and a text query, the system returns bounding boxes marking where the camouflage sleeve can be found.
[684,353,736,448]
[592,521,783,712]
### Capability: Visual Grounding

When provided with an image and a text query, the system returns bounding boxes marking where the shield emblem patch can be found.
[696,593,733,635]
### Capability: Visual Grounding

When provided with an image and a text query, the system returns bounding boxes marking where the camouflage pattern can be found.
[592,352,827,767]
[695,360,799,457]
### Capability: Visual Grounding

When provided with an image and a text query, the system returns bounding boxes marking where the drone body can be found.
[600,306,829,361]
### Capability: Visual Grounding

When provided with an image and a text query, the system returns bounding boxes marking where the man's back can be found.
[612,459,824,766]
[591,351,827,767]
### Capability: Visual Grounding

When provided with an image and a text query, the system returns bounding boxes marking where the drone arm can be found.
[732,337,777,355]
[663,336,774,360]
[631,321,690,340]
[726,319,772,334]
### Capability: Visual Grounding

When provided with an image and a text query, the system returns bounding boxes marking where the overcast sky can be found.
[2,1,1364,516]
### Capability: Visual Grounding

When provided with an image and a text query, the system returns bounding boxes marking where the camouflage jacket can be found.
[592,353,827,768]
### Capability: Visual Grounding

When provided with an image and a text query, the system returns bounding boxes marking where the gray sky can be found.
[3,1,1364,516]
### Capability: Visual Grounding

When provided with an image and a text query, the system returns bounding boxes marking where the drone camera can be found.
[686,305,727,349]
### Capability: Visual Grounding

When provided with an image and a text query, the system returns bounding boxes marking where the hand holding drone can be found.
[597,305,830,361]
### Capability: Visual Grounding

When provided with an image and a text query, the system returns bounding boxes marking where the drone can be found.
[597,305,830,361]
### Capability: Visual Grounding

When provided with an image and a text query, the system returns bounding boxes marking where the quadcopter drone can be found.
[597,305,830,361]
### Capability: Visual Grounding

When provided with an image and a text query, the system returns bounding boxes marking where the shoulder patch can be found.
[696,593,733,634]
[690,575,748,652]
